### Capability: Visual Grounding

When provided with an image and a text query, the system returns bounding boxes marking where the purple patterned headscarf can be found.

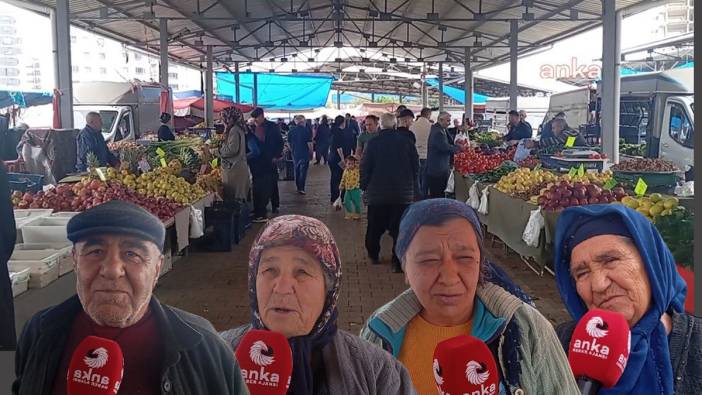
[248,215,341,395]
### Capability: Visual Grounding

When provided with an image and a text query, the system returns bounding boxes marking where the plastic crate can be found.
[10,268,31,297]
[613,170,679,194]
[13,243,73,276]
[21,217,71,244]
[9,258,59,289]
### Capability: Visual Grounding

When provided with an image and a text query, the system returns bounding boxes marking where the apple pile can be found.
[12,179,182,221]
[454,147,516,175]
[537,181,628,211]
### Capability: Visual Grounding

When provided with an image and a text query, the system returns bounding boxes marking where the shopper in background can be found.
[504,110,533,143]
[220,215,416,395]
[157,112,175,141]
[396,109,416,146]
[287,115,313,195]
[426,112,460,199]
[329,115,347,205]
[13,201,247,394]
[0,161,16,351]
[314,115,331,165]
[219,107,250,202]
[339,155,362,220]
[346,113,360,137]
[342,115,358,157]
[410,108,433,199]
[361,112,419,273]
[538,118,588,149]
[249,107,284,223]
[355,114,379,160]
[540,111,566,141]
[75,112,119,172]
[519,110,532,132]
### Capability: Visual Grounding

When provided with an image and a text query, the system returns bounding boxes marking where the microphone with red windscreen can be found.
[67,336,124,395]
[433,335,499,395]
[568,308,631,394]
[235,329,293,395]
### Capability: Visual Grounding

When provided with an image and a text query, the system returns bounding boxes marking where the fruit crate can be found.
[10,268,30,297]
[613,170,679,194]
[541,155,605,173]
[8,173,44,193]
[8,258,59,289]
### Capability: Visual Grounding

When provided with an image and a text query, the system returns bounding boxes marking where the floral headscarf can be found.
[222,106,246,133]
[248,215,342,395]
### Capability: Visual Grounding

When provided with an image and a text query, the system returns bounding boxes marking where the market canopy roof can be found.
[173,96,254,117]
[215,72,333,110]
[17,0,659,74]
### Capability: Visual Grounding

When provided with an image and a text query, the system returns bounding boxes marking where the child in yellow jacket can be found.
[339,155,362,220]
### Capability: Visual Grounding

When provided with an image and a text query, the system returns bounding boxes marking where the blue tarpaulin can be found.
[215,72,333,110]
[0,91,53,109]
[425,79,489,104]
[173,90,202,99]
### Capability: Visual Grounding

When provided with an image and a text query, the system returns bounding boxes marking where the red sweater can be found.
[51,309,163,394]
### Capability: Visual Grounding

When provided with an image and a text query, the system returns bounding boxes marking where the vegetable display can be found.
[655,207,693,269]
[537,181,628,211]
[473,161,518,183]
[454,147,515,175]
[612,158,679,173]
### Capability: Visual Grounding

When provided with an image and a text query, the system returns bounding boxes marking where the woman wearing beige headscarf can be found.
[220,107,250,201]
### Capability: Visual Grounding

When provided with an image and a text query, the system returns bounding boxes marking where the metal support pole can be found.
[51,0,73,129]
[253,72,258,106]
[159,18,169,90]
[399,95,403,104]
[336,90,341,110]
[601,0,621,163]
[371,93,375,103]
[464,47,473,122]
[234,62,240,103]
[438,62,444,112]
[509,19,519,111]
[421,63,428,108]
[205,45,214,127]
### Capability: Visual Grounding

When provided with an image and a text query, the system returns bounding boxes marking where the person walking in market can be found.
[339,155,362,220]
[328,115,348,205]
[75,112,120,172]
[249,107,284,222]
[361,112,419,273]
[219,107,250,202]
[355,114,379,160]
[287,114,313,195]
[410,108,433,198]
[314,115,331,165]
[12,201,248,394]
[425,112,461,199]
[396,108,417,146]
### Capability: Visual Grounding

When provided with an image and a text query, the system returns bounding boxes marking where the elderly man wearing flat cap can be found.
[13,200,249,395]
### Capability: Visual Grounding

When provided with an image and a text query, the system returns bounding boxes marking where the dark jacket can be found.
[556,311,702,394]
[329,126,346,164]
[248,120,284,174]
[287,124,312,160]
[158,124,175,141]
[13,295,248,395]
[314,123,331,147]
[426,123,459,177]
[342,127,357,156]
[504,121,533,142]
[396,127,416,146]
[75,126,119,172]
[539,129,588,148]
[360,129,419,206]
[0,161,16,351]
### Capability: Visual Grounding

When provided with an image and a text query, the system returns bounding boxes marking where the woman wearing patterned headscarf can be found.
[221,215,416,395]
[219,106,250,201]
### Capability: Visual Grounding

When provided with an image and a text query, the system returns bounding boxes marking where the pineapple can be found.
[86,151,100,176]
[178,147,200,172]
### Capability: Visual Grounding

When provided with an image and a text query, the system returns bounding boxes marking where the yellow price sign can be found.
[564,136,576,148]
[577,163,585,176]
[211,158,218,168]
[156,147,166,157]
[568,167,577,177]
[160,158,167,167]
[634,178,648,196]
[603,178,617,190]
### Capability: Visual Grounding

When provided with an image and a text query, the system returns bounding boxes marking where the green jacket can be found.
[359,282,579,395]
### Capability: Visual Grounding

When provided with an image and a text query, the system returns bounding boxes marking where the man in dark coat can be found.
[249,107,284,222]
[0,161,16,351]
[75,112,119,172]
[361,113,419,273]
[503,110,533,143]
[13,201,248,394]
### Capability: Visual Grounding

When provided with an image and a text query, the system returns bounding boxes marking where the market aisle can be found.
[154,162,570,333]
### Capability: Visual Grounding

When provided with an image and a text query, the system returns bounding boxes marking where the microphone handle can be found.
[577,377,601,395]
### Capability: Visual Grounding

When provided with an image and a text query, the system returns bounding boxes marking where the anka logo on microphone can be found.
[573,315,611,359]
[241,340,283,387]
[465,360,490,385]
[71,348,119,390]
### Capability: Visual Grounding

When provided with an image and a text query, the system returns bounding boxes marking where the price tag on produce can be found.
[95,168,106,182]
[211,158,218,168]
[534,163,542,171]
[603,178,617,190]
[160,158,167,168]
[577,163,585,176]
[568,167,577,177]
[565,136,576,148]
[634,178,648,196]
[138,158,151,173]
[156,147,166,157]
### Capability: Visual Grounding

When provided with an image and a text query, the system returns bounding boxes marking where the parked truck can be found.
[72,81,173,142]
[540,69,694,175]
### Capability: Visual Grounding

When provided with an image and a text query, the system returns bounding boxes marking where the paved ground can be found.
[154,163,570,333]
